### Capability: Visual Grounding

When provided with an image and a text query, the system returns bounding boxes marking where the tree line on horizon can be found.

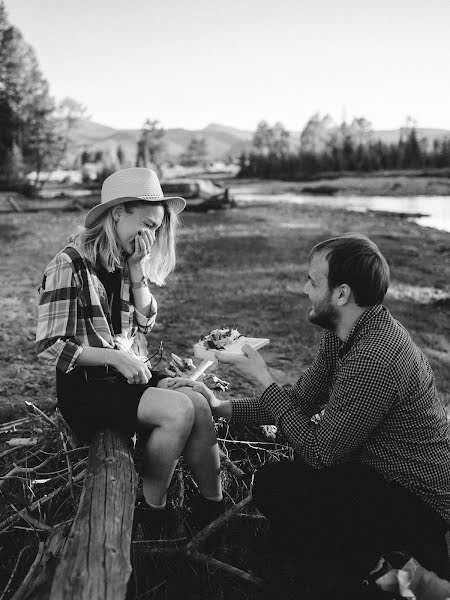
[80,121,211,184]
[239,116,450,180]
[2,0,450,192]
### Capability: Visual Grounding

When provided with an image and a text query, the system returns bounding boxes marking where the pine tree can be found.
[136,119,165,175]
[117,145,125,166]
[180,136,208,166]
[252,120,274,156]
[0,2,60,185]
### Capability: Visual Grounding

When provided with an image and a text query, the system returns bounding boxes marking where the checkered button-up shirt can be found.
[231,305,450,524]
[36,246,157,373]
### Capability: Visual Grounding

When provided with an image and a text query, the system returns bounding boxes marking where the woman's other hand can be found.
[109,350,152,385]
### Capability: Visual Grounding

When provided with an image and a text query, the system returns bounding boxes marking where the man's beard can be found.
[308,296,338,331]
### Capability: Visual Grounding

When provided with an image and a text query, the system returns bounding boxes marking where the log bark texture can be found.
[49,429,137,600]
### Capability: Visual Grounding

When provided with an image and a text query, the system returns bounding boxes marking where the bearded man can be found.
[167,234,450,598]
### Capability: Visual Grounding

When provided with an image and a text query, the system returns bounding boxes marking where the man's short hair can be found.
[309,233,390,306]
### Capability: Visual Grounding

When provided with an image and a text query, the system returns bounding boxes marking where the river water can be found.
[234,193,450,233]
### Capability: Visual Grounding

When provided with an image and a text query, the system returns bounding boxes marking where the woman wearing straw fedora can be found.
[36,167,224,535]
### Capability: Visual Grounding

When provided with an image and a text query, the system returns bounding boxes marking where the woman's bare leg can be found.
[136,387,194,506]
[158,381,222,499]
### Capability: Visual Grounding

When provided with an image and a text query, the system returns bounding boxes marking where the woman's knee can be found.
[161,386,213,425]
[184,388,213,422]
[138,388,195,432]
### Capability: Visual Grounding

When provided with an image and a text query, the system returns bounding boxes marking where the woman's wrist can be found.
[128,264,145,284]
[104,348,117,368]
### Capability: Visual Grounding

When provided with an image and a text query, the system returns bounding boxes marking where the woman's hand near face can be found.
[128,228,156,268]
[108,350,152,385]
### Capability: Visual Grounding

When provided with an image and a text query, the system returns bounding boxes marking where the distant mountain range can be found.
[70,120,450,164]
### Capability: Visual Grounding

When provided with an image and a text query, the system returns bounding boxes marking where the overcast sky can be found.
[7,0,450,132]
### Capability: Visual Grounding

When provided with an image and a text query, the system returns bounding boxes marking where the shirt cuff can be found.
[231,397,275,425]
[56,341,83,373]
[134,307,155,334]
[260,382,294,421]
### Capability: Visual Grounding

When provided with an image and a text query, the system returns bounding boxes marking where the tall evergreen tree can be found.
[271,122,290,157]
[180,136,208,166]
[252,120,274,156]
[0,2,61,185]
[117,144,125,166]
[136,119,165,175]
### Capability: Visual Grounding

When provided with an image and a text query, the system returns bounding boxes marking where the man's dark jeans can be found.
[252,460,449,588]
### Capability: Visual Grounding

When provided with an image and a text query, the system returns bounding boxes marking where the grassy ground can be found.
[0,195,449,598]
[0,198,449,420]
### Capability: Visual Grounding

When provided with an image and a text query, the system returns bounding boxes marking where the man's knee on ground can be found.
[252,462,283,513]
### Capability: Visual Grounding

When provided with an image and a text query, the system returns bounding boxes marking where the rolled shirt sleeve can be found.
[35,253,83,373]
[133,296,157,334]
[231,396,274,425]
[128,276,157,335]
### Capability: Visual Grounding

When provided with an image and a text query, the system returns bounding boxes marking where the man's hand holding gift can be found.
[215,344,274,395]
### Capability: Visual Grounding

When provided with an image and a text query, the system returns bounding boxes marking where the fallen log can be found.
[49,429,137,600]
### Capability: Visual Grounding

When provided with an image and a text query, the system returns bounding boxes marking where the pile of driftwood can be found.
[0,404,292,599]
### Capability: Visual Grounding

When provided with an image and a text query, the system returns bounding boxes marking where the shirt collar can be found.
[338,304,384,357]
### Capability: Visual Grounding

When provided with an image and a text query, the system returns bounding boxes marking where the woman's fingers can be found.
[125,361,152,385]
[139,229,155,256]
[129,229,154,265]
[139,231,150,255]
[142,229,155,249]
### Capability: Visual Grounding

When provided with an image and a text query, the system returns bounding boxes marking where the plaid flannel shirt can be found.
[231,305,450,524]
[36,246,157,373]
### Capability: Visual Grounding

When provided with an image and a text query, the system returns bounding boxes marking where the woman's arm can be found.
[128,230,158,332]
[75,347,151,385]
[36,253,83,373]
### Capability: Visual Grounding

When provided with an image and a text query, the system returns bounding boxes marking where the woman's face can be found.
[113,202,165,256]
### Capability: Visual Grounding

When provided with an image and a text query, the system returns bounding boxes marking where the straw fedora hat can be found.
[85,167,186,228]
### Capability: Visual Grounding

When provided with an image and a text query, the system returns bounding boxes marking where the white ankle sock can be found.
[143,480,166,509]
[201,494,223,502]
[145,500,166,510]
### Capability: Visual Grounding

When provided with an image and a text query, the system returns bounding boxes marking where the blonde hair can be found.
[69,201,179,285]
